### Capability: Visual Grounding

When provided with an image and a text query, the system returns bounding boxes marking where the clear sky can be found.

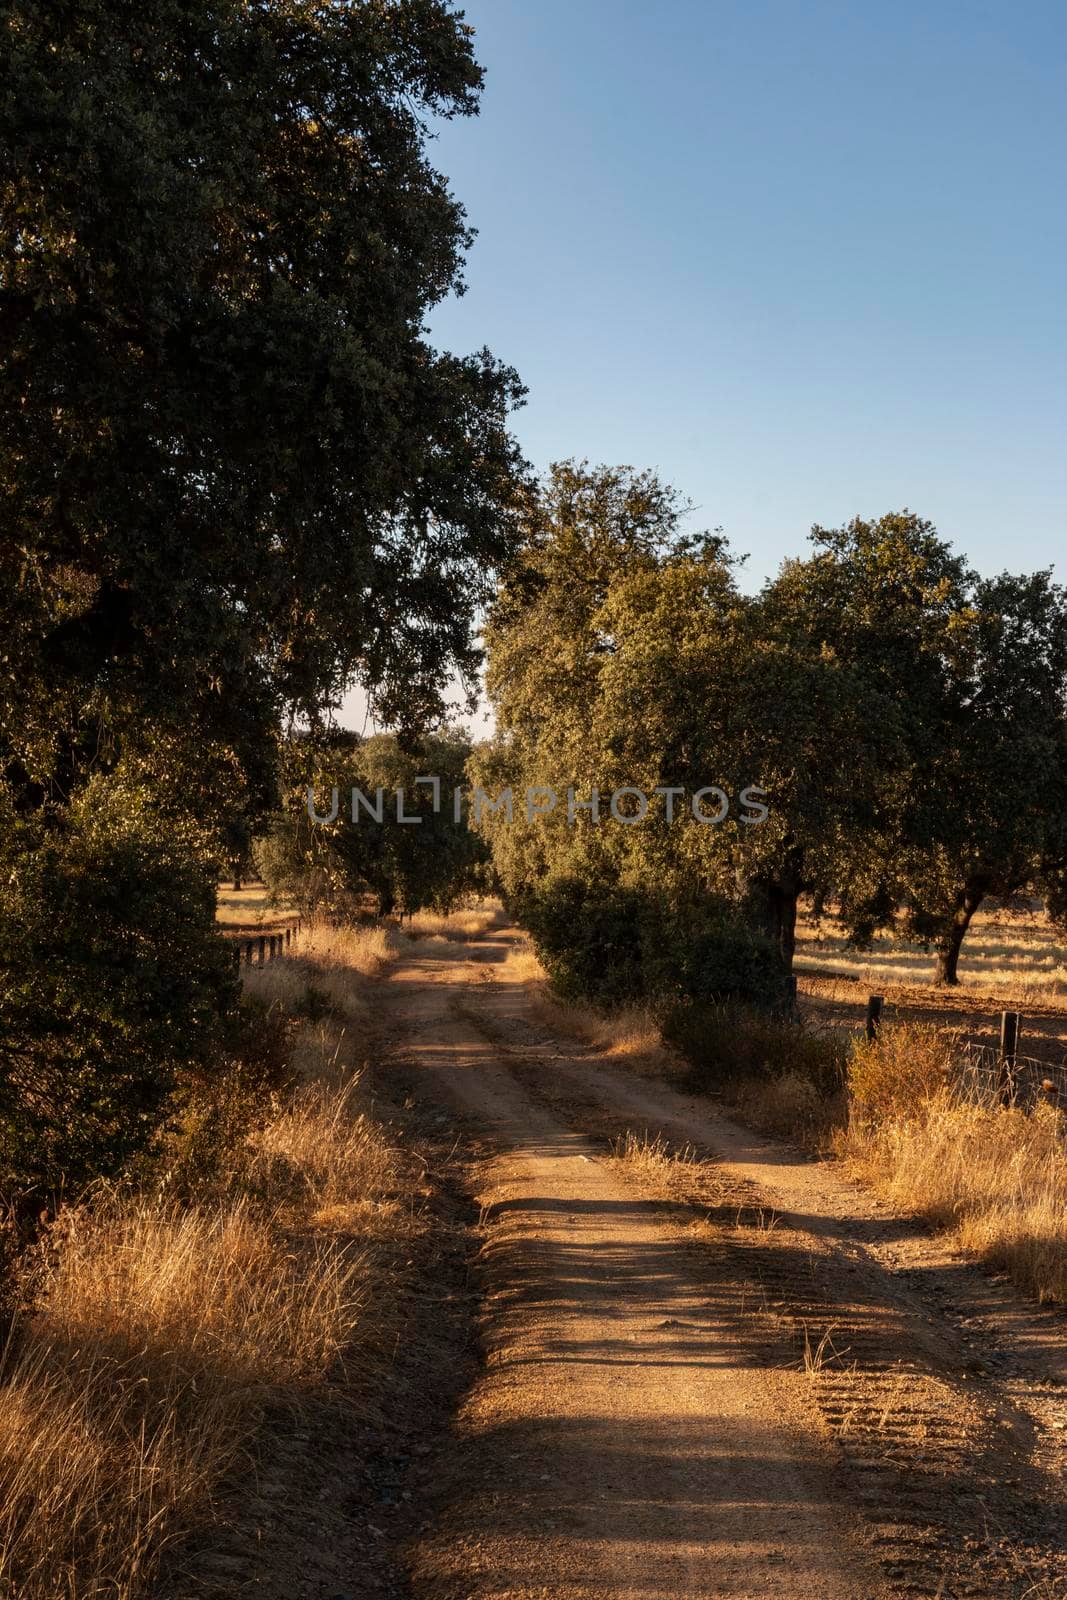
[342,0,1066,730]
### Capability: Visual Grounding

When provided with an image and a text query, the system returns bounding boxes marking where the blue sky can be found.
[343,0,1066,729]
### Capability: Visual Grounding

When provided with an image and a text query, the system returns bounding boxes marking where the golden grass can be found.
[796,904,1067,1001]
[250,1076,399,1227]
[215,884,294,927]
[400,899,506,943]
[610,1128,695,1175]
[837,1025,1067,1304]
[498,939,550,985]
[0,919,406,1600]
[498,931,684,1078]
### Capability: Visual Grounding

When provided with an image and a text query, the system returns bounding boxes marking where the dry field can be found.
[215,882,297,935]
[796,901,1067,1068]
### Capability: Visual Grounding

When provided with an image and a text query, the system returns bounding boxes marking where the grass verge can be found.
[0,921,408,1600]
[838,1025,1067,1304]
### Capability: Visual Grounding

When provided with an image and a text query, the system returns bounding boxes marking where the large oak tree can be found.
[1,0,527,807]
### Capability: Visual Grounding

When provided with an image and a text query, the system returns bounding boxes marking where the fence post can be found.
[865,994,884,1042]
[284,926,291,949]
[998,1010,1021,1104]
[257,935,266,964]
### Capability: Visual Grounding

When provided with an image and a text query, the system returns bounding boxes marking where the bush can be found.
[518,878,647,1005]
[0,788,238,1194]
[846,1023,954,1127]
[519,876,787,1012]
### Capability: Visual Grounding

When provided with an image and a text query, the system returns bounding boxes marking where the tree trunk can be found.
[935,888,984,985]
[761,880,801,972]
[232,874,242,892]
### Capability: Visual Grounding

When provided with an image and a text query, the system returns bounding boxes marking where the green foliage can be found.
[158,992,296,1198]
[518,879,646,1006]
[773,522,1067,979]
[260,728,488,918]
[1,0,527,803]
[0,1,526,1198]
[519,875,786,1013]
[476,459,864,974]
[0,783,238,1194]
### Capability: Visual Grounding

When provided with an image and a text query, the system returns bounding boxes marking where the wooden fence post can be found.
[257,935,267,964]
[865,994,884,1042]
[998,1010,1021,1105]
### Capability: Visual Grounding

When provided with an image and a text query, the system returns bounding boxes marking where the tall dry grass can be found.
[400,900,505,944]
[499,934,682,1077]
[0,920,405,1600]
[838,1024,1067,1304]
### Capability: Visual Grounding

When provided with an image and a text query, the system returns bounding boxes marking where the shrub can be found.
[518,878,647,1005]
[846,1023,954,1127]
[519,876,787,1013]
[0,788,238,1194]
[666,999,850,1102]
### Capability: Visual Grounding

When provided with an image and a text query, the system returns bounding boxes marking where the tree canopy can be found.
[1,0,528,813]
[0,0,526,1190]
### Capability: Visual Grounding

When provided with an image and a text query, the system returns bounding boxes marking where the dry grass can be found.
[0,918,408,1600]
[610,1128,695,1175]
[500,931,683,1078]
[796,902,1067,1001]
[241,920,402,1028]
[215,884,294,927]
[838,1024,1067,1304]
[250,1075,399,1228]
[498,939,550,985]
[400,899,506,944]
[536,990,678,1074]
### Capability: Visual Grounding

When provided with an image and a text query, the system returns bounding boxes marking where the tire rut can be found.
[451,954,1067,1600]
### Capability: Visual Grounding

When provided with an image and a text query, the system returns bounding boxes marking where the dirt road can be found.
[383,925,1067,1600]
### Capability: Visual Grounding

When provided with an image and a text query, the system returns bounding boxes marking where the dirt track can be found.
[383,924,1067,1600]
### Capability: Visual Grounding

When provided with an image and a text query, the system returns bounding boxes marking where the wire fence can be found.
[859,993,1067,1114]
[952,1043,1067,1112]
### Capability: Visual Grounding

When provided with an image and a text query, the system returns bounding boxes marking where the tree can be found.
[896,570,1067,983]
[0,0,526,1189]
[476,460,790,1003]
[764,518,1067,984]
[749,511,976,968]
[1,0,528,812]
[260,728,487,918]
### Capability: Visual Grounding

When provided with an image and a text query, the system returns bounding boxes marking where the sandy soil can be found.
[387,924,1067,1600]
